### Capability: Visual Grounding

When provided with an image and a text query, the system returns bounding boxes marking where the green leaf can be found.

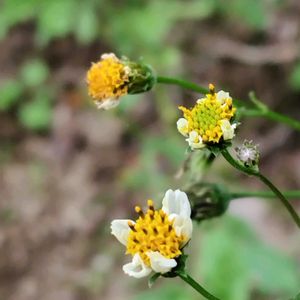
[219,0,266,29]
[289,292,300,300]
[148,273,160,288]
[36,0,77,44]
[75,2,99,44]
[0,0,39,40]
[200,220,251,300]
[200,217,300,300]
[20,59,49,87]
[18,93,52,131]
[0,80,23,110]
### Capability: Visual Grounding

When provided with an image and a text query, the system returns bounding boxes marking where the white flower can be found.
[216,90,232,105]
[95,98,120,110]
[177,118,189,137]
[101,53,118,60]
[219,120,237,140]
[162,189,193,246]
[111,189,193,278]
[122,253,152,278]
[186,131,205,150]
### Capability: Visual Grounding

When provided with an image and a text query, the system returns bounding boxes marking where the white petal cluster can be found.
[176,118,189,137]
[219,120,237,140]
[216,90,232,104]
[111,189,193,278]
[95,98,120,110]
[186,131,205,150]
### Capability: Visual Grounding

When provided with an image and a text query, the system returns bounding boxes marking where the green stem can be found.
[221,148,300,228]
[240,108,300,132]
[157,76,208,94]
[156,76,300,132]
[231,190,300,199]
[178,272,221,300]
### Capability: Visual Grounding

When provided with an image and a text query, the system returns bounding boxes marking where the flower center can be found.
[179,88,236,143]
[87,56,129,102]
[126,200,184,266]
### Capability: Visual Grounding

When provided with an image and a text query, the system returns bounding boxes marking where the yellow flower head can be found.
[86,53,156,110]
[87,53,130,109]
[111,189,192,278]
[177,84,237,149]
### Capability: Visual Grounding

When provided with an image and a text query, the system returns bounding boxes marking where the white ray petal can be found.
[111,219,132,246]
[147,251,177,274]
[123,254,152,278]
[162,189,191,219]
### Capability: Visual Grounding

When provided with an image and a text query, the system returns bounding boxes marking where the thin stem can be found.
[240,108,300,132]
[221,148,300,228]
[156,75,300,132]
[178,272,221,300]
[231,190,300,199]
[157,76,209,94]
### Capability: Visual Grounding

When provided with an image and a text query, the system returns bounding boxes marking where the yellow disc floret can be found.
[86,54,129,104]
[126,200,184,266]
[178,84,236,143]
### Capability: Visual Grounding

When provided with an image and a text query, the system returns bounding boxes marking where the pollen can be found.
[178,86,236,143]
[86,54,129,103]
[126,200,184,266]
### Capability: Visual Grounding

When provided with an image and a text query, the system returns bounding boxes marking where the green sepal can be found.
[148,272,161,288]
[185,182,231,222]
[207,141,232,157]
[162,254,188,278]
[122,58,157,95]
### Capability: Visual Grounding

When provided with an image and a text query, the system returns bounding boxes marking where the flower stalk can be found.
[231,190,300,199]
[221,147,300,229]
[157,76,300,132]
[178,272,221,300]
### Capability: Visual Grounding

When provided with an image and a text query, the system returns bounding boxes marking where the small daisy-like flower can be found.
[177,84,237,150]
[235,140,259,167]
[111,189,193,278]
[87,53,156,110]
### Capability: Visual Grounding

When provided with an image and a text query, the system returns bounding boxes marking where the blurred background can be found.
[0,0,299,299]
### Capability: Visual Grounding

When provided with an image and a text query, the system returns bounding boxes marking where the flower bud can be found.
[184,183,231,222]
[86,53,156,110]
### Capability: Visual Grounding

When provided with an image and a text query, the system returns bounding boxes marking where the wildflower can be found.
[111,189,193,278]
[87,53,156,109]
[177,84,237,150]
[235,140,259,167]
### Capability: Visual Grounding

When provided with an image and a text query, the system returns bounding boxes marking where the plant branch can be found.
[156,76,300,132]
[221,148,300,229]
[231,190,300,199]
[178,272,221,300]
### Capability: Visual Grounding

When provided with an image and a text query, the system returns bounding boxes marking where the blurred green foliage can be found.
[135,217,299,300]
[134,283,190,300]
[121,134,185,194]
[0,58,52,130]
[0,80,23,110]
[199,217,299,300]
